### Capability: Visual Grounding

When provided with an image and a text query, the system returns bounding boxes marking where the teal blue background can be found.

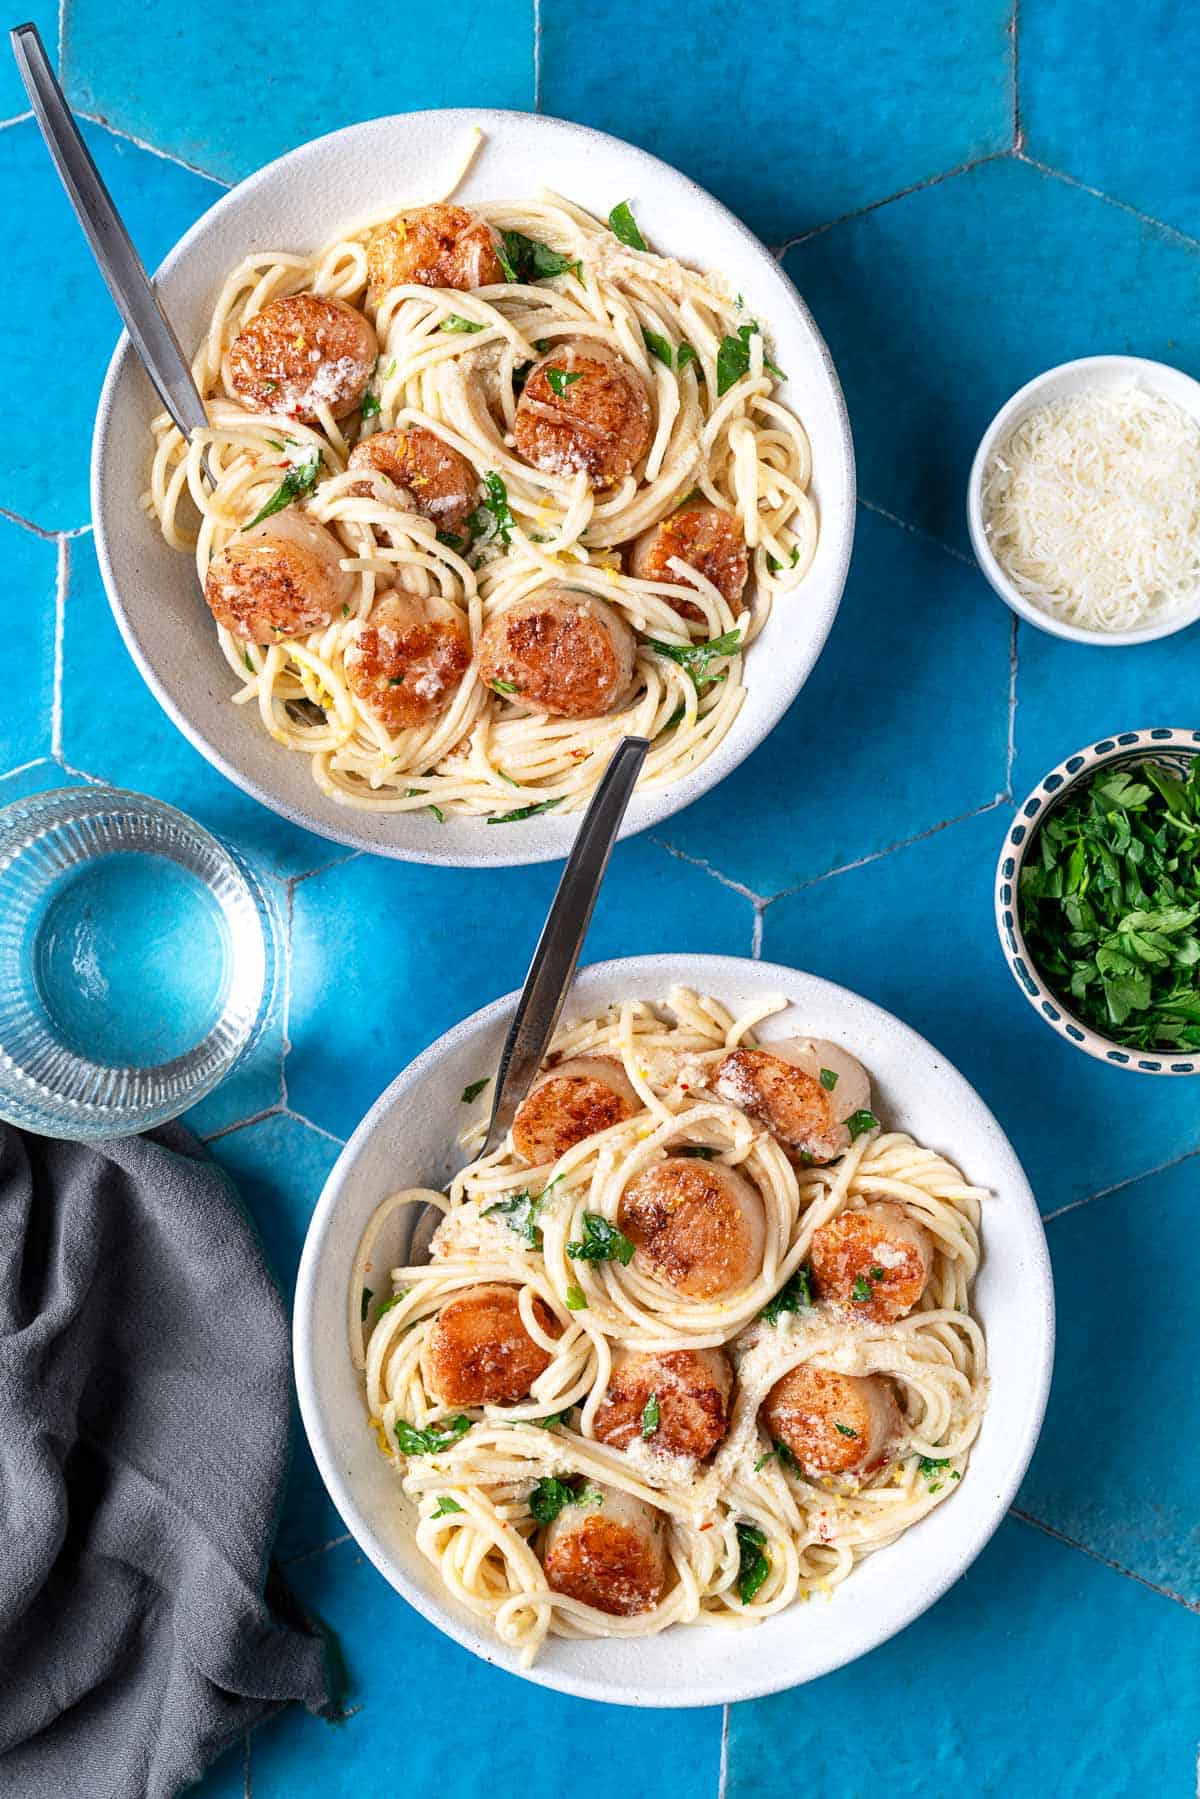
[2,3,1199,1791]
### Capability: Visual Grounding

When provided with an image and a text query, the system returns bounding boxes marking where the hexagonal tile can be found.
[62,0,535,185]
[288,835,755,1141]
[242,1536,722,1798]
[541,0,1013,245]
[1022,0,1200,241]
[783,155,1200,559]
[2,117,221,530]
[1018,1154,1200,1601]
[761,806,1200,1211]
[59,533,335,877]
[725,1516,1200,1795]
[657,504,1011,897]
[0,514,56,772]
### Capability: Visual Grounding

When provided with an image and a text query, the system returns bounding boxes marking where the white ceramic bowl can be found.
[995,727,1200,1074]
[967,353,1200,646]
[91,110,855,868]
[294,953,1053,1705]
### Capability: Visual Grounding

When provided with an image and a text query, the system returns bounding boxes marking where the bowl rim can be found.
[293,950,1055,1705]
[89,107,856,868]
[994,726,1200,1075]
[966,353,1200,647]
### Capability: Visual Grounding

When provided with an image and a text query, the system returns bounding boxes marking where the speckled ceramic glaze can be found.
[996,727,1200,1074]
[90,110,855,868]
[294,953,1053,1706]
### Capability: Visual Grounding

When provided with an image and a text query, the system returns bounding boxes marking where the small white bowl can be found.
[967,354,1200,646]
[294,953,1053,1706]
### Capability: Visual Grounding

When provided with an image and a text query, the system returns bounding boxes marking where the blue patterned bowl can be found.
[995,728,1200,1075]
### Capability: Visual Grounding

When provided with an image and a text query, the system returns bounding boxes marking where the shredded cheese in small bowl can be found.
[968,356,1200,644]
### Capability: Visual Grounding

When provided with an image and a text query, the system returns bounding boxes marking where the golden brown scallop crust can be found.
[808,1204,932,1323]
[617,1158,762,1299]
[426,1283,560,1406]
[761,1363,899,1478]
[713,1047,840,1161]
[629,502,749,622]
[343,593,471,732]
[204,517,348,643]
[513,346,652,489]
[594,1349,732,1460]
[227,293,377,422]
[366,204,504,298]
[476,593,634,719]
[512,1063,638,1166]
[542,1513,666,1616]
[347,427,478,532]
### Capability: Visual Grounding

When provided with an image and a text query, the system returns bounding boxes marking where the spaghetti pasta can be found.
[146,157,818,821]
[353,988,988,1664]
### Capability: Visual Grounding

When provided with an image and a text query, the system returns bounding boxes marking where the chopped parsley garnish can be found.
[546,365,583,397]
[608,200,648,251]
[497,230,581,284]
[642,327,673,368]
[735,1521,770,1603]
[528,1475,601,1524]
[490,678,519,696]
[819,1067,838,1091]
[360,1286,373,1322]
[460,1078,489,1103]
[774,1438,801,1475]
[388,675,405,687]
[467,469,515,548]
[441,313,485,333]
[532,1411,567,1430]
[395,1415,471,1456]
[360,388,382,419]
[437,529,469,555]
[376,1290,406,1317]
[846,1109,879,1140]
[675,1145,714,1158]
[567,1212,636,1265]
[403,787,444,823]
[565,1282,588,1311]
[245,443,322,528]
[483,1189,544,1248]
[341,603,351,618]
[715,321,784,396]
[647,628,743,688]
[760,1264,813,1324]
[243,650,255,674]
[641,1392,661,1439]
[851,1266,887,1304]
[1019,760,1200,1049]
[767,545,801,573]
[432,1495,464,1516]
[676,342,699,373]
[487,795,565,824]
[833,1422,858,1439]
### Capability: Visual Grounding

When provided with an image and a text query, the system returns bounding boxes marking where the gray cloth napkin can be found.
[0,1122,340,1799]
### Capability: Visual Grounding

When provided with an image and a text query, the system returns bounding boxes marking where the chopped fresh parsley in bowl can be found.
[998,732,1200,1072]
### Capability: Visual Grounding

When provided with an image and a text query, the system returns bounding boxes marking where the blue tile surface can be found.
[1,4,1198,1795]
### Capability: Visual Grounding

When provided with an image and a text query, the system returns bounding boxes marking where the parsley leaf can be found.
[760,1264,814,1324]
[642,328,673,368]
[846,1109,879,1140]
[608,200,648,251]
[735,1521,770,1603]
[676,342,699,373]
[467,470,515,548]
[497,230,581,284]
[774,1438,801,1475]
[648,629,743,687]
[432,1495,464,1516]
[675,1145,714,1158]
[767,545,801,574]
[819,1067,838,1091]
[461,1077,489,1103]
[641,1392,661,1439]
[487,795,565,824]
[360,389,382,419]
[528,1475,600,1524]
[567,1212,636,1265]
[715,322,785,396]
[546,366,583,397]
[441,314,485,333]
[565,1282,588,1310]
[245,443,322,528]
[833,1422,859,1439]
[395,1415,471,1456]
[483,1189,544,1249]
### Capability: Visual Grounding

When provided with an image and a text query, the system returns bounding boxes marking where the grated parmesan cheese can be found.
[981,383,1200,631]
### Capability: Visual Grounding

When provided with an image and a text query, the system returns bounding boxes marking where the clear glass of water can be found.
[0,787,279,1138]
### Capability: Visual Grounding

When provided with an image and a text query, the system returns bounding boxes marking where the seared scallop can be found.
[512,1057,640,1166]
[205,509,354,643]
[476,591,635,718]
[713,1038,873,1165]
[617,1157,765,1300]
[426,1283,560,1406]
[227,293,377,422]
[629,500,749,622]
[366,203,504,298]
[761,1363,899,1479]
[513,343,652,489]
[594,1348,732,1461]
[343,590,471,732]
[808,1203,933,1323]
[542,1483,667,1616]
[347,426,478,533]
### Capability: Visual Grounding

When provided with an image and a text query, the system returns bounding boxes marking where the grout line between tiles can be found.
[858,496,976,567]
[1010,0,1023,151]
[1,756,53,782]
[73,107,231,187]
[1041,1142,1200,1224]
[1015,151,1200,251]
[718,1704,730,1799]
[1009,1507,1200,1615]
[762,795,1007,909]
[749,906,764,961]
[281,1531,352,1568]
[649,835,767,905]
[201,1103,285,1144]
[283,1106,346,1146]
[290,849,363,888]
[0,504,91,541]
[0,109,32,131]
[776,149,1011,255]
[532,0,542,111]
[56,0,65,71]
[50,537,68,761]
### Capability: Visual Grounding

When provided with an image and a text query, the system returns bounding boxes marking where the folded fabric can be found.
[0,1123,340,1799]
